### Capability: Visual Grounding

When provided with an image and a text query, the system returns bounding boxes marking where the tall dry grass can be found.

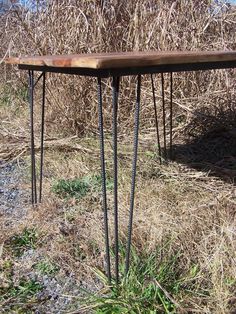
[0,0,235,142]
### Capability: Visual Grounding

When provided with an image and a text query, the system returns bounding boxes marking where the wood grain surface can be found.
[5,51,236,69]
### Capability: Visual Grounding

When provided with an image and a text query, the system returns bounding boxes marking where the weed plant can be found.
[79,245,200,314]
[7,228,38,257]
[52,175,113,199]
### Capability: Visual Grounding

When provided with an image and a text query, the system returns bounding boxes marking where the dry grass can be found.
[0,0,236,313]
[1,135,236,312]
[1,0,236,137]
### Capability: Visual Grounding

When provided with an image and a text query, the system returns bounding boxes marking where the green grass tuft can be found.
[34,259,59,276]
[52,174,113,199]
[0,277,43,303]
[79,245,200,314]
[7,228,38,257]
[52,178,90,199]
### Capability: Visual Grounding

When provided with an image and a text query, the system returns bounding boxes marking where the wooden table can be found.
[6,51,236,284]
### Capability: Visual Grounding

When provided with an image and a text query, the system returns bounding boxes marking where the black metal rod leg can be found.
[169,72,173,159]
[112,76,120,284]
[28,70,37,205]
[97,77,111,283]
[39,72,46,203]
[125,75,141,275]
[151,74,162,164]
[161,73,167,160]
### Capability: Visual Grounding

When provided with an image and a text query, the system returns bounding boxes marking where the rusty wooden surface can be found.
[5,51,236,69]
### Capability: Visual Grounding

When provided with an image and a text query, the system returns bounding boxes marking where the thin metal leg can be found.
[169,72,173,159]
[112,77,120,284]
[39,72,46,203]
[125,75,141,275]
[161,73,167,160]
[151,74,162,164]
[33,72,44,88]
[29,70,37,204]
[97,77,111,283]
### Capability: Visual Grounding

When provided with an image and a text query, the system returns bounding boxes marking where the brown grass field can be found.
[0,0,236,313]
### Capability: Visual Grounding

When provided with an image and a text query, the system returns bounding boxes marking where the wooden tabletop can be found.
[6,51,236,69]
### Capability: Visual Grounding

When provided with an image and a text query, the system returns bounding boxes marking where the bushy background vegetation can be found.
[1,0,235,139]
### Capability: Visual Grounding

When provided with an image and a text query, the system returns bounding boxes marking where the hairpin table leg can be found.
[39,72,46,203]
[169,72,173,159]
[28,70,37,205]
[97,77,111,283]
[151,74,162,164]
[28,71,46,205]
[125,75,141,275]
[161,73,167,160]
[112,76,120,284]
